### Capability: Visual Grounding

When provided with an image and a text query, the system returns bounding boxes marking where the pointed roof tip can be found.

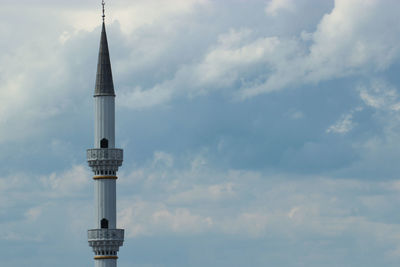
[94,21,115,97]
[102,0,106,23]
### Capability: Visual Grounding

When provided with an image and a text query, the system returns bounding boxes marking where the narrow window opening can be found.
[101,218,109,229]
[100,138,109,148]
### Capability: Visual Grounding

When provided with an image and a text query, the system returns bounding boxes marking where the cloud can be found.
[167,183,236,204]
[1,1,400,266]
[327,112,356,134]
[24,206,43,222]
[40,165,90,197]
[0,10,94,143]
[266,0,295,16]
[118,85,174,110]
[241,0,400,98]
[116,151,400,245]
[358,79,400,110]
[111,0,210,34]
[118,201,213,237]
[116,0,400,109]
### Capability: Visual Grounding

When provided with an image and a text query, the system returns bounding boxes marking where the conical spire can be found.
[94,22,115,96]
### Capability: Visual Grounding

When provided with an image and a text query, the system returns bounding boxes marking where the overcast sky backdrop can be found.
[1,0,400,266]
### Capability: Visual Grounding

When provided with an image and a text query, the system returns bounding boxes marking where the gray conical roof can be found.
[94,22,115,96]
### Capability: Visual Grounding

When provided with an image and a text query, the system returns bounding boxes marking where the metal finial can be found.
[102,0,106,22]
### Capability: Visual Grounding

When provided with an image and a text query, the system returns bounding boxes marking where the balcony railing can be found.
[87,149,123,161]
[88,229,124,241]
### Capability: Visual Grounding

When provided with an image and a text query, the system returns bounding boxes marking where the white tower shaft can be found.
[95,96,115,149]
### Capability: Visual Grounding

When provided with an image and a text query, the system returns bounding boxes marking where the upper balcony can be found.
[88,228,124,242]
[88,229,124,252]
[87,148,123,169]
[87,148,123,161]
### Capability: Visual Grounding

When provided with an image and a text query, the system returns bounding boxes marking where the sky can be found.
[1,0,400,266]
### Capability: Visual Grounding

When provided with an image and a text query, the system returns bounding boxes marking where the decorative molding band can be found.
[93,176,118,180]
[94,256,118,260]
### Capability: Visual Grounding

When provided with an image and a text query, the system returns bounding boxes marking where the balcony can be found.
[88,229,124,253]
[88,228,124,241]
[87,149,123,171]
[87,148,123,161]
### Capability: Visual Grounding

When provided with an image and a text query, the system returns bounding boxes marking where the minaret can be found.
[87,2,124,267]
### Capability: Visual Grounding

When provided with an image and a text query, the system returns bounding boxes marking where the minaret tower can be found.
[87,1,124,266]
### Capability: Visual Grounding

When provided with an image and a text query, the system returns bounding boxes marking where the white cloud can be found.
[152,208,213,233]
[0,173,28,192]
[116,0,400,109]
[40,165,90,197]
[60,0,210,34]
[25,206,43,222]
[326,113,354,134]
[118,169,400,244]
[194,34,282,88]
[119,202,213,237]
[0,18,81,142]
[2,150,400,265]
[241,0,400,98]
[266,0,295,16]
[113,150,400,250]
[152,151,174,168]
[167,183,236,204]
[118,85,174,109]
[358,80,400,110]
[112,0,210,34]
